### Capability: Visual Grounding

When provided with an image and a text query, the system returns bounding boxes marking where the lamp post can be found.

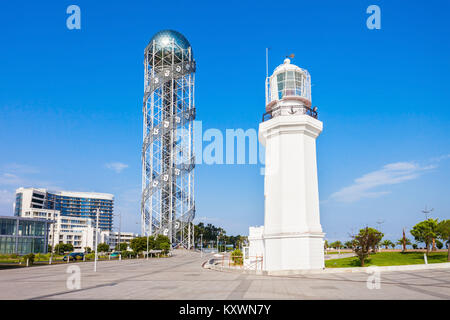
[49,215,56,265]
[50,198,57,265]
[116,212,121,251]
[376,219,385,252]
[111,212,122,252]
[146,224,149,261]
[94,208,99,272]
[217,236,219,253]
[200,234,203,258]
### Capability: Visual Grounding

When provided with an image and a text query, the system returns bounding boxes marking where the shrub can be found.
[160,242,170,255]
[231,249,243,265]
[121,250,135,258]
[22,253,35,265]
[85,253,95,261]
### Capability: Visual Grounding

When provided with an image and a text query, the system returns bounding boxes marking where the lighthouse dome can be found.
[267,58,312,107]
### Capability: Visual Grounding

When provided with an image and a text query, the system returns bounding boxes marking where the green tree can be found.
[344,241,355,249]
[84,247,92,253]
[437,219,450,261]
[381,240,394,249]
[324,240,329,249]
[130,236,149,253]
[412,243,418,249]
[396,238,411,250]
[435,239,443,250]
[330,241,342,250]
[352,227,383,267]
[97,243,110,253]
[54,243,74,255]
[410,219,438,255]
[367,227,383,252]
[154,234,170,250]
[47,244,52,253]
[115,242,128,251]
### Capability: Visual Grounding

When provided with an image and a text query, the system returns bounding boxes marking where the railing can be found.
[213,254,263,272]
[262,105,318,122]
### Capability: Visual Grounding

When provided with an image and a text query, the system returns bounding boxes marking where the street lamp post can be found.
[117,212,121,251]
[217,236,219,253]
[94,208,99,272]
[49,216,56,265]
[146,226,149,260]
[200,234,203,258]
[50,198,57,264]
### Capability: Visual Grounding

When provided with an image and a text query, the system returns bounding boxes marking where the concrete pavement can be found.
[0,250,449,299]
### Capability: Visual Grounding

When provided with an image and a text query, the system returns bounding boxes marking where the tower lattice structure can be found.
[141,30,195,248]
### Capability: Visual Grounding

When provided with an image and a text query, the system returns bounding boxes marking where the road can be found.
[0,250,449,299]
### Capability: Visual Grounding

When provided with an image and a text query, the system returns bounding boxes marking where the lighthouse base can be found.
[263,232,325,272]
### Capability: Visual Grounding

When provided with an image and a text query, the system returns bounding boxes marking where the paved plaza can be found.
[0,250,449,300]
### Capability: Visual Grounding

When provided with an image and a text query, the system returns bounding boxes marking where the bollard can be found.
[109,254,111,260]
[119,254,121,261]
[83,255,85,262]
[26,258,29,267]
[424,253,428,265]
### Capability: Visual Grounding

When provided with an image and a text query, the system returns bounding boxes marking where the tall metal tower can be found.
[141,30,196,248]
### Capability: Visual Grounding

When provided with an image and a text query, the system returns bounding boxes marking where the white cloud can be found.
[105,162,129,173]
[329,161,435,203]
[0,173,24,185]
[430,154,450,163]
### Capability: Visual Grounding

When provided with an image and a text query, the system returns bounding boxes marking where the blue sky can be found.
[0,0,449,244]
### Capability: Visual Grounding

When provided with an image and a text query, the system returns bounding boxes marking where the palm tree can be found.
[344,241,354,250]
[396,238,411,251]
[330,241,342,250]
[381,240,393,249]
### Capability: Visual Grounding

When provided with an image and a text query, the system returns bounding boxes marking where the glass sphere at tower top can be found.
[147,30,192,66]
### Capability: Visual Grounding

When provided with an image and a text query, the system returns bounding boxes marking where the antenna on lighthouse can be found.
[265,47,270,105]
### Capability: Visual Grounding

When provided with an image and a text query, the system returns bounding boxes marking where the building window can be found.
[0,219,17,235]
[15,193,22,216]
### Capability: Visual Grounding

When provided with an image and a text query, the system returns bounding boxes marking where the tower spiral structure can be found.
[142,30,196,248]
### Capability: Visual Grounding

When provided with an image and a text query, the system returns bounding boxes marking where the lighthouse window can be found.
[277,71,307,99]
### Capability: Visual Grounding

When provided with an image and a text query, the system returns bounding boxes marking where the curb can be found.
[204,261,450,276]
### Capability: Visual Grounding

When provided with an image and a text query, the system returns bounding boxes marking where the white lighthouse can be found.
[258,58,325,273]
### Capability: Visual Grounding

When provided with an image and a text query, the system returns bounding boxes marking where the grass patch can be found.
[325,251,352,254]
[325,252,448,268]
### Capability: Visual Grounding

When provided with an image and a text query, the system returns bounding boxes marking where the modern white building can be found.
[22,209,97,252]
[252,57,325,273]
[100,231,139,250]
[20,209,137,252]
[14,187,114,231]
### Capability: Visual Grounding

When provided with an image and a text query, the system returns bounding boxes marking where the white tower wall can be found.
[259,58,325,273]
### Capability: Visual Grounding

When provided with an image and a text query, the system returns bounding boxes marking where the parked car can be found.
[63,252,84,261]
[110,251,120,258]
